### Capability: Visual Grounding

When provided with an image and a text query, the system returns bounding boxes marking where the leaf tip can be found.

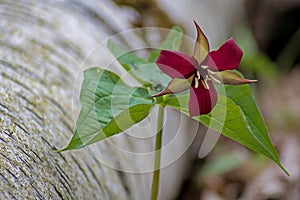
[54,146,69,153]
[278,163,291,176]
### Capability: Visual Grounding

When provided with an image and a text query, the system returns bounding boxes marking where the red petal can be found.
[206,38,243,71]
[156,50,197,78]
[189,81,217,116]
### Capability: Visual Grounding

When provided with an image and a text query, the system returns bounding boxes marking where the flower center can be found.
[194,65,210,90]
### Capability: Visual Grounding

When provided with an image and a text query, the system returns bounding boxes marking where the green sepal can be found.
[209,70,257,85]
[152,75,194,97]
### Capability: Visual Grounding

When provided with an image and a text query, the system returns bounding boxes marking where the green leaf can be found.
[107,26,184,92]
[216,84,288,175]
[107,40,169,91]
[106,42,145,69]
[164,85,289,175]
[59,68,154,151]
[147,26,184,62]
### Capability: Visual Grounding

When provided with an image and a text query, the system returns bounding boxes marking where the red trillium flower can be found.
[153,21,257,117]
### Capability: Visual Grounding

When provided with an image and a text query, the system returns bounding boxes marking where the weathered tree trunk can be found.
[0,1,195,199]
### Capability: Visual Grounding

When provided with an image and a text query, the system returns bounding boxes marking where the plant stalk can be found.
[150,105,164,200]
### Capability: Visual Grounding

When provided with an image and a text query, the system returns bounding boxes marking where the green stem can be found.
[150,105,164,200]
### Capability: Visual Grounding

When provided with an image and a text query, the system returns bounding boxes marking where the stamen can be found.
[207,69,217,75]
[210,75,222,84]
[194,77,199,88]
[207,69,222,84]
[196,71,201,80]
[201,79,209,90]
[201,65,208,69]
